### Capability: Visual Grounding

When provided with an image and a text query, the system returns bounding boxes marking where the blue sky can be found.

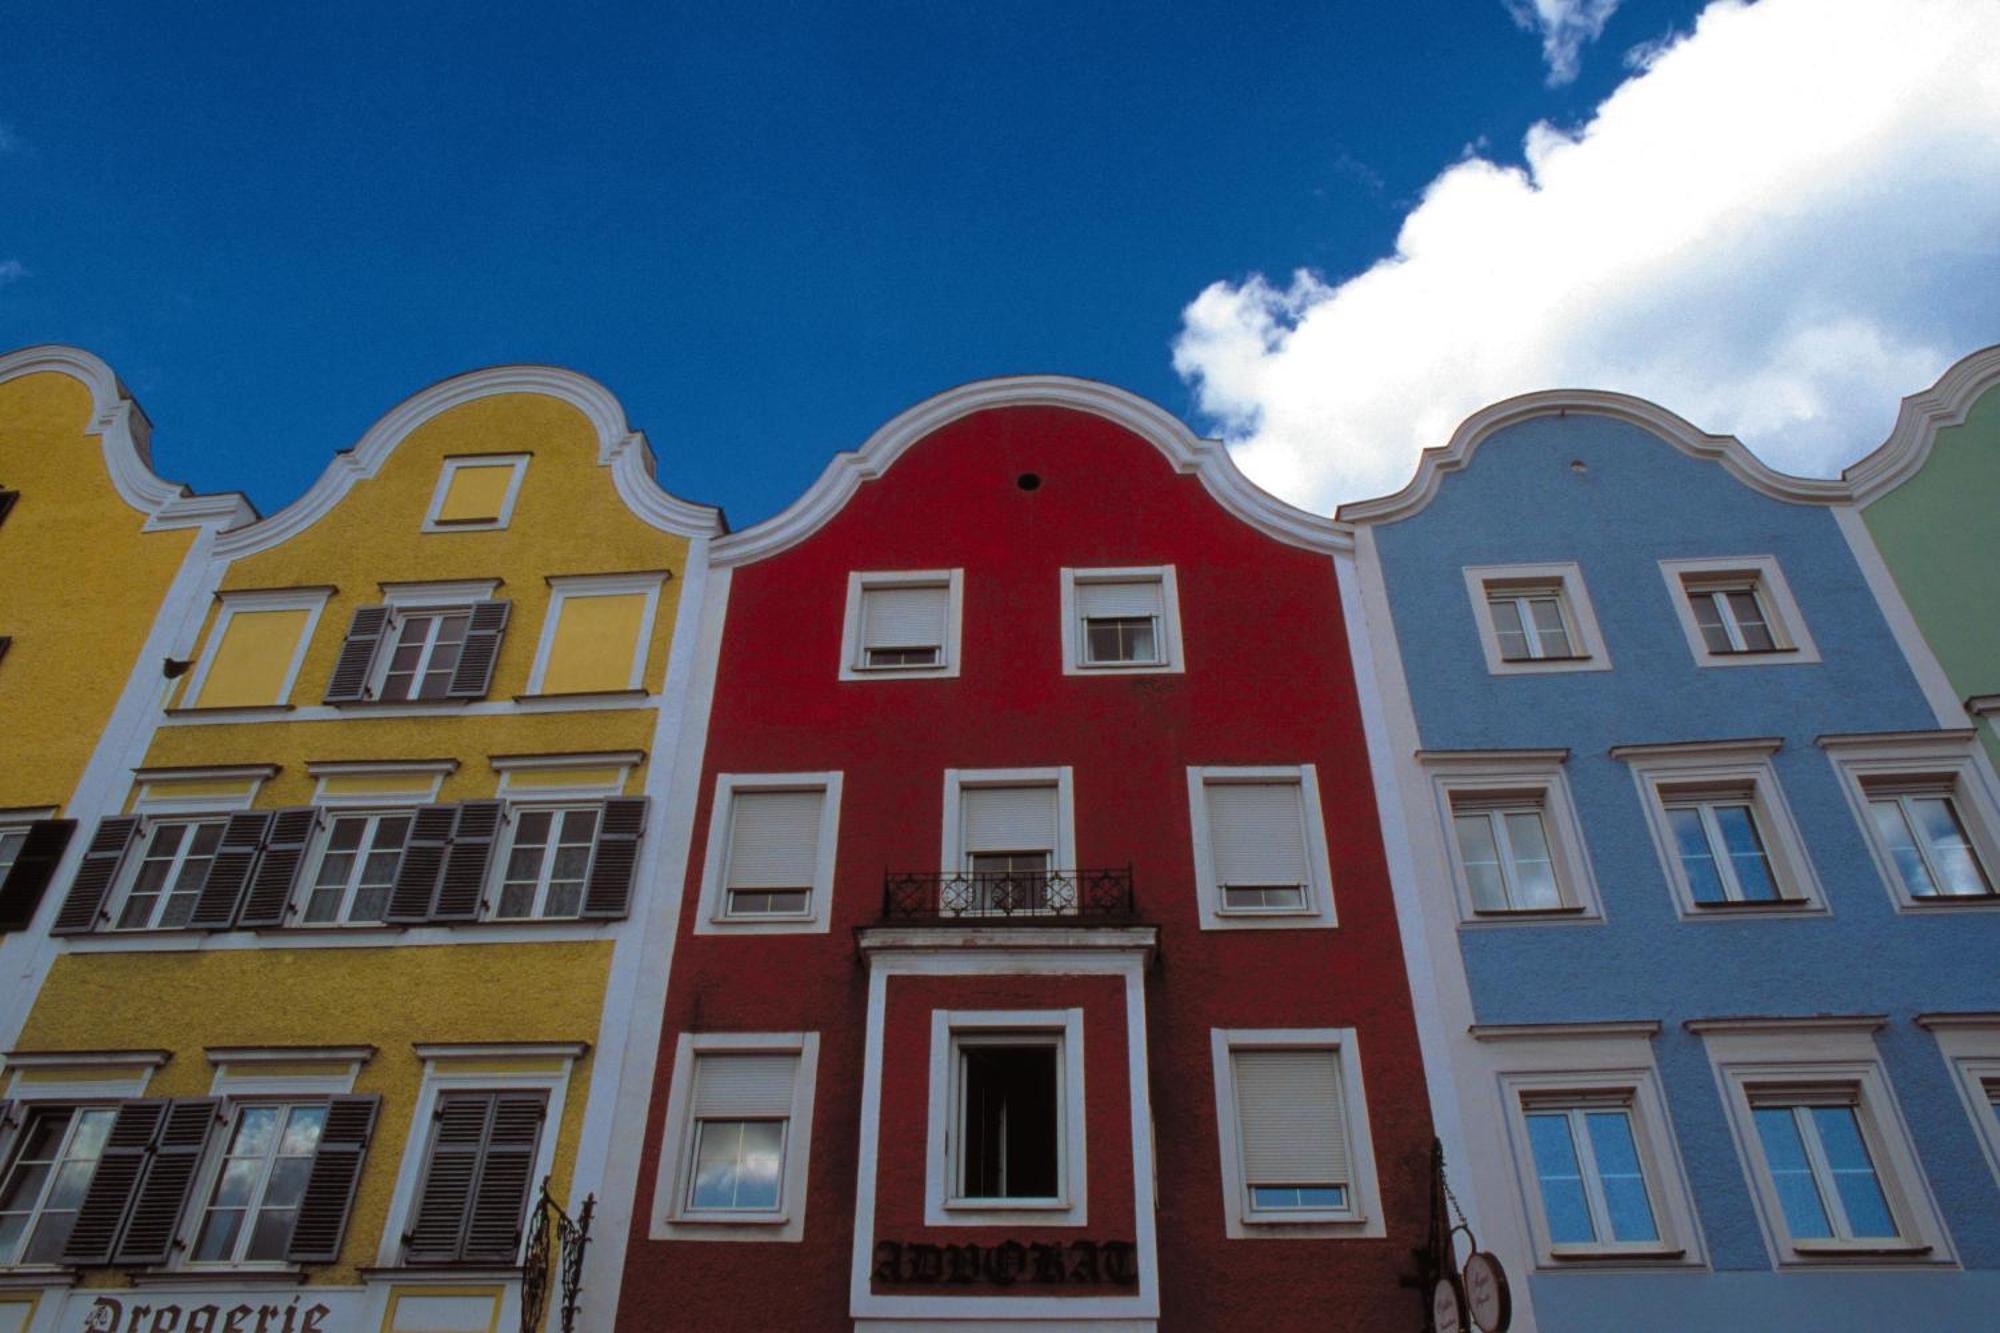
[5,1,1995,523]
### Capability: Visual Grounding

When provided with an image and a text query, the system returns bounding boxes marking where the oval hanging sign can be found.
[1431,1274,1470,1333]
[1463,1250,1512,1332]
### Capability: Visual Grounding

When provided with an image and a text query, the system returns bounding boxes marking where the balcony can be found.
[880,866,1137,924]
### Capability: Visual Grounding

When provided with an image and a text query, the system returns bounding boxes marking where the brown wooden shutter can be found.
[115,1097,222,1265]
[187,811,273,929]
[403,1093,492,1262]
[286,1094,381,1263]
[235,807,321,928]
[323,605,390,703]
[0,818,77,930]
[51,816,141,935]
[429,800,502,922]
[386,805,457,924]
[464,1092,545,1263]
[580,797,647,919]
[63,1099,168,1264]
[446,600,511,699]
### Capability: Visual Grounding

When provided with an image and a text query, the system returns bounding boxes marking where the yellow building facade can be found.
[0,356,719,1332]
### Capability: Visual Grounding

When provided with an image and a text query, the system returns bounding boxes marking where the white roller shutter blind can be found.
[693,1052,799,1118]
[725,790,823,889]
[1233,1048,1349,1187]
[962,785,1057,855]
[1207,781,1309,887]
[861,584,947,652]
[1076,578,1162,620]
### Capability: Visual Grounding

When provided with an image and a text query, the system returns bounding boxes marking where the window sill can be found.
[358,1264,523,1280]
[163,704,297,720]
[1899,893,2000,910]
[1241,1209,1366,1228]
[511,689,652,710]
[1468,905,1592,920]
[328,697,473,713]
[1683,898,1826,919]
[667,1211,791,1227]
[1786,1241,1934,1260]
[1546,1245,1688,1263]
[0,1266,77,1288]
[132,1265,305,1286]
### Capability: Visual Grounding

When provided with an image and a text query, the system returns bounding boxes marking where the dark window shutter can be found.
[446,600,511,699]
[404,1093,494,1263]
[430,801,502,922]
[323,605,391,704]
[51,816,141,935]
[286,1094,381,1263]
[0,1100,20,1179]
[63,1099,168,1264]
[0,818,77,931]
[235,807,321,928]
[580,797,648,920]
[464,1092,545,1262]
[187,811,274,929]
[386,805,458,924]
[115,1097,222,1265]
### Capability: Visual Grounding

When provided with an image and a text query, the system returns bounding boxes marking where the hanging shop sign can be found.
[1420,1138,1512,1333]
[67,1290,363,1333]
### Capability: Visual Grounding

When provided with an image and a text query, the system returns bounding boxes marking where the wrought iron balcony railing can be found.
[881,866,1137,923]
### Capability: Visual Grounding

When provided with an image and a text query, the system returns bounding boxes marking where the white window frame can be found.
[1614,740,1825,918]
[421,454,529,533]
[177,1097,336,1271]
[0,818,40,885]
[838,570,964,681]
[296,807,413,928]
[1463,562,1611,676]
[925,1009,1086,1226]
[376,1044,580,1268]
[938,767,1076,878]
[105,813,234,933]
[1186,765,1337,931]
[1659,556,1820,668]
[650,1031,820,1241]
[1058,565,1185,676]
[1820,731,2000,912]
[0,1101,126,1269]
[369,581,500,703]
[525,572,666,696]
[183,588,333,710]
[486,802,602,921]
[695,773,843,935]
[1919,1016,2000,1190]
[1423,750,1602,923]
[1210,1028,1384,1239]
[1692,1019,1952,1266]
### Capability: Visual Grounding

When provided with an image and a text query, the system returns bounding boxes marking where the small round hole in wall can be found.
[1017,472,1042,491]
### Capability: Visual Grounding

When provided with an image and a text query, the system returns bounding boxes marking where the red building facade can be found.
[613,379,1433,1329]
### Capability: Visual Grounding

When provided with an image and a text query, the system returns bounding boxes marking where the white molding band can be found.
[1845,342,2000,504]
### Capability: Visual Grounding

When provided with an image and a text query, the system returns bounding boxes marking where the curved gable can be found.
[1845,343,2000,504]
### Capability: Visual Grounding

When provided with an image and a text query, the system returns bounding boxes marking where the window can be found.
[1659,556,1818,667]
[0,828,25,882]
[936,769,1075,919]
[698,774,842,932]
[301,811,411,925]
[1187,766,1337,929]
[1523,1101,1660,1250]
[1616,740,1824,917]
[1463,564,1609,676]
[1820,731,2000,911]
[653,1033,819,1240]
[183,591,331,709]
[379,609,471,701]
[1210,1030,1383,1238]
[1453,800,1562,913]
[322,588,509,705]
[839,570,963,680]
[493,806,599,919]
[112,818,226,930]
[1059,566,1185,674]
[1921,1017,2000,1189]
[0,1105,116,1264]
[403,1091,548,1265]
[527,573,664,696]
[926,1010,1086,1226]
[1694,1018,1951,1265]
[189,1102,327,1264]
[423,455,528,532]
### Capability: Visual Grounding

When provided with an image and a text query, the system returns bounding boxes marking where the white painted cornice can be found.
[0,344,256,532]
[1845,344,2000,504]
[1338,390,1851,526]
[712,375,1350,567]
[213,363,723,558]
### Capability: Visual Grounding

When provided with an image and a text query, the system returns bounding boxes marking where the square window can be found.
[1821,731,2000,912]
[839,571,963,680]
[1188,767,1337,930]
[189,1102,328,1265]
[423,455,528,532]
[1523,1102,1661,1249]
[527,574,664,697]
[1210,1029,1384,1238]
[490,806,599,920]
[1060,567,1185,675]
[377,608,472,702]
[1659,557,1818,668]
[924,1010,1086,1227]
[184,591,331,710]
[1429,756,1601,920]
[112,818,228,931]
[0,1104,118,1265]
[697,774,842,934]
[935,769,1076,920]
[653,1033,819,1240]
[1616,740,1824,917]
[300,811,412,925]
[1463,564,1610,676]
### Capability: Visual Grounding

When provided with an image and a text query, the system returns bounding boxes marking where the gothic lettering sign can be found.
[67,1292,358,1333]
[872,1238,1139,1287]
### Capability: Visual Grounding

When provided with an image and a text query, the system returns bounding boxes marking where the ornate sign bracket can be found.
[1415,1138,1513,1333]
[521,1176,595,1333]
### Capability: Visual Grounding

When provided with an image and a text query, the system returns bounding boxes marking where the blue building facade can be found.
[1342,393,2000,1330]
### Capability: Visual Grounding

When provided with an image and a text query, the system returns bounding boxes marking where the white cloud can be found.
[1174,0,2000,513]
[1507,0,1622,85]
[0,260,26,286]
